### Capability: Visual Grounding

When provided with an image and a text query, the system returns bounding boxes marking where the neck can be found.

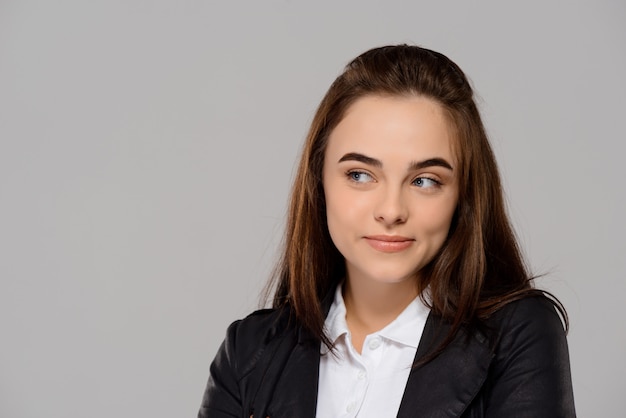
[343,275,419,343]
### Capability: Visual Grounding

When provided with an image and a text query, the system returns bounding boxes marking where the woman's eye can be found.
[348,171,373,183]
[412,177,440,188]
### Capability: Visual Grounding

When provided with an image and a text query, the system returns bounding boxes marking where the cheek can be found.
[323,185,343,237]
[324,188,370,249]
[419,199,457,236]
[325,187,367,221]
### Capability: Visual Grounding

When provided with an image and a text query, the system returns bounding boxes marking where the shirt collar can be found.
[377,293,430,348]
[321,284,430,353]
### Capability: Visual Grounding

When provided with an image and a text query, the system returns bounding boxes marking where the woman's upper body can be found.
[198,294,575,417]
[199,45,576,417]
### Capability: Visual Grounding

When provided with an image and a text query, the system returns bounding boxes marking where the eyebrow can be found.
[338,152,382,167]
[338,152,453,171]
[409,158,453,171]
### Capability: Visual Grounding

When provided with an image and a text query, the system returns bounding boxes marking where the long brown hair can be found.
[267,44,566,350]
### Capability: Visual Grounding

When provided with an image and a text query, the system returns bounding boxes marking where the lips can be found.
[364,235,414,253]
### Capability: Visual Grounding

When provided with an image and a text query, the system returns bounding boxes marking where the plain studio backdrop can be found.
[1,1,624,417]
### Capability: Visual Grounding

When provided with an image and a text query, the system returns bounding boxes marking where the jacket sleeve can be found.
[198,320,244,418]
[484,297,576,417]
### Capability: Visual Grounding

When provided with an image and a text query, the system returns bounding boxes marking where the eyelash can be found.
[346,170,374,183]
[345,170,442,189]
[412,176,441,189]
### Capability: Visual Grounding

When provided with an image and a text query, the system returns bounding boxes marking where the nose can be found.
[373,186,408,226]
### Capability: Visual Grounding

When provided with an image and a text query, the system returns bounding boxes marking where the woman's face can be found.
[322,95,459,287]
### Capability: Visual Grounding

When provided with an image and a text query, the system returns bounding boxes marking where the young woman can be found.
[198,45,576,418]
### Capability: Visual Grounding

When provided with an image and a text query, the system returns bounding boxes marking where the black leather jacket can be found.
[199,296,576,417]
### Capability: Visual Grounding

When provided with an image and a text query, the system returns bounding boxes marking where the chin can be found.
[377,276,416,285]
[363,269,419,285]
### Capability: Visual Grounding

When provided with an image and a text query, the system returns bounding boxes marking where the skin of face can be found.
[322,95,459,291]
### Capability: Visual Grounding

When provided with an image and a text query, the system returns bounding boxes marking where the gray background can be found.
[1,1,624,417]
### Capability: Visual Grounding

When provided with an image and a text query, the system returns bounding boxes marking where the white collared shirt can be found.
[316,285,431,418]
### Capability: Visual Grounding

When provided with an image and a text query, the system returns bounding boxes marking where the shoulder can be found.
[489,295,567,350]
[228,307,289,342]
[480,295,576,416]
[492,295,564,326]
[221,306,295,377]
[200,307,298,416]
[486,295,569,367]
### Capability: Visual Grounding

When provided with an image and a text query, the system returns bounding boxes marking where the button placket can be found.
[342,355,368,417]
[346,401,357,413]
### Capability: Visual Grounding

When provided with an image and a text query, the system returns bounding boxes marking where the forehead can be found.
[326,95,456,165]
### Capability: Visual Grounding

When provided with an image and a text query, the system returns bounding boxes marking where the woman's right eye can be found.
[347,171,373,183]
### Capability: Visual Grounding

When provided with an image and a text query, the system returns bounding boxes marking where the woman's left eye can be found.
[412,177,440,188]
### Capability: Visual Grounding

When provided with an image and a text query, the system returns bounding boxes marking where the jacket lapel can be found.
[256,292,337,418]
[260,326,320,418]
[397,314,494,417]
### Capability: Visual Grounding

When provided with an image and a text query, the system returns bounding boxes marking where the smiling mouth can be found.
[364,235,414,253]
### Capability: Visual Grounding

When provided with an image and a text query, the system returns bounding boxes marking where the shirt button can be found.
[346,401,357,413]
[357,370,366,380]
[368,337,381,350]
